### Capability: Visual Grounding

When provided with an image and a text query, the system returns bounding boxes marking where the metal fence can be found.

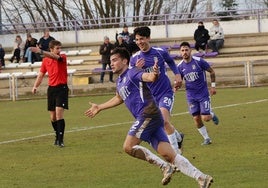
[1,8,268,35]
[0,60,267,101]
[212,60,268,88]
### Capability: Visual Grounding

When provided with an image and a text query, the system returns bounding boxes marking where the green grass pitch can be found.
[0,87,267,187]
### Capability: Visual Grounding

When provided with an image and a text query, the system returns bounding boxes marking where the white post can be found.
[246,61,251,88]
[11,74,16,101]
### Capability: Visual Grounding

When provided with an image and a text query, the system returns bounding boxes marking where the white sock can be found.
[210,111,215,118]
[167,132,179,154]
[198,126,210,140]
[173,154,206,180]
[175,129,182,142]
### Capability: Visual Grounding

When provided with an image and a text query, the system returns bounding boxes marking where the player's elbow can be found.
[151,74,159,82]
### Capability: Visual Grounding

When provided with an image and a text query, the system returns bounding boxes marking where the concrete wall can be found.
[1,18,267,49]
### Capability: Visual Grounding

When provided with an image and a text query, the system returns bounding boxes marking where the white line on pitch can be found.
[0,99,267,145]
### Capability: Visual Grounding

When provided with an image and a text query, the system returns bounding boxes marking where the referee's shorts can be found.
[47,84,69,111]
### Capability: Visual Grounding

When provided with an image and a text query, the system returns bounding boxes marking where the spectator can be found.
[115,26,139,54]
[208,19,224,53]
[24,33,39,63]
[99,36,115,83]
[114,34,129,51]
[10,35,25,63]
[0,44,5,68]
[115,25,131,44]
[38,29,55,52]
[127,33,139,54]
[194,21,210,52]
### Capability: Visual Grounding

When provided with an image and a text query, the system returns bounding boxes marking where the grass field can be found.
[0,87,267,188]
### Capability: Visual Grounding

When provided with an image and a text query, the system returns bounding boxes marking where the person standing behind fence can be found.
[10,35,25,63]
[31,40,68,148]
[194,21,210,52]
[208,19,224,53]
[176,41,219,146]
[99,36,115,83]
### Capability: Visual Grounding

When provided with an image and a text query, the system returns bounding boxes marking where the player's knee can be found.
[163,120,173,131]
[123,143,132,155]
[193,115,200,122]
[202,115,211,122]
[162,154,173,163]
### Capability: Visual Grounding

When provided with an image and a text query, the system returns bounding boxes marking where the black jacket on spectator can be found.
[0,47,5,67]
[99,42,114,65]
[194,26,210,51]
[38,36,55,51]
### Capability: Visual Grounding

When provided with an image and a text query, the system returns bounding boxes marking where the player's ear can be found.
[123,58,128,65]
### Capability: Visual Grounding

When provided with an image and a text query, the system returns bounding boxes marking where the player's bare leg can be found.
[123,135,175,185]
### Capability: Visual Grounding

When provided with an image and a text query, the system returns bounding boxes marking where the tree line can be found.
[0,0,267,34]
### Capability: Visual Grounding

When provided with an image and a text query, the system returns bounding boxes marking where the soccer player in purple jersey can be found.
[176,42,219,145]
[85,48,213,187]
[129,26,184,154]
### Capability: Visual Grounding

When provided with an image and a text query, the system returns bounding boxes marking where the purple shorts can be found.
[128,116,169,150]
[155,92,174,112]
[187,96,211,116]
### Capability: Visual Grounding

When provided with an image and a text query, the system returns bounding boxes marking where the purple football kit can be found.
[177,56,212,116]
[116,67,169,150]
[129,47,179,112]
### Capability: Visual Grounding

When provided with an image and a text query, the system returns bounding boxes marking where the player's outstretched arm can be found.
[84,102,100,118]
[85,93,123,118]
[30,47,60,60]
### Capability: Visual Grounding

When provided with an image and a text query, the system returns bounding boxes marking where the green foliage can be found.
[0,87,268,187]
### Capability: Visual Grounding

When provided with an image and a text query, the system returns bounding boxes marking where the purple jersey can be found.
[117,67,169,149]
[129,47,178,101]
[177,56,210,99]
[116,67,161,119]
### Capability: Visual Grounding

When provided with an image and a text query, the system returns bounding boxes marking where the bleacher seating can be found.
[68,59,84,65]
[78,49,92,55]
[1,32,268,99]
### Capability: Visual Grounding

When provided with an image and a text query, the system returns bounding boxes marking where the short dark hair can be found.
[180,42,191,49]
[133,26,151,38]
[49,40,61,49]
[198,21,204,24]
[111,47,130,64]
